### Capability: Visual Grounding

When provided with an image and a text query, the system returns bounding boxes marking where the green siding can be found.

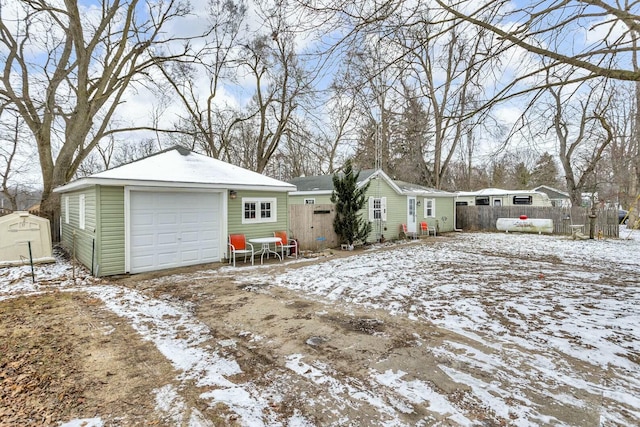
[426,196,456,233]
[289,185,457,241]
[96,186,125,276]
[227,191,290,251]
[60,188,97,272]
[365,181,405,242]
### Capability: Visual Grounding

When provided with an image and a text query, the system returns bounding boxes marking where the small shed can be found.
[0,212,55,267]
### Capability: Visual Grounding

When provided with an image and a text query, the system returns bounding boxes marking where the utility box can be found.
[0,212,55,267]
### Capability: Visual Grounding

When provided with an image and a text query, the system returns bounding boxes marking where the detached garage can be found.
[54,146,295,276]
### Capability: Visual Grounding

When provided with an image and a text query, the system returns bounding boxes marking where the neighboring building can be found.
[289,169,456,242]
[455,188,553,207]
[533,185,571,208]
[53,146,295,276]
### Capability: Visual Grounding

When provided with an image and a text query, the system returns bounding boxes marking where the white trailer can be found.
[455,188,552,207]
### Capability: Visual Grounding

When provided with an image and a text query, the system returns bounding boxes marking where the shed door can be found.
[129,191,221,273]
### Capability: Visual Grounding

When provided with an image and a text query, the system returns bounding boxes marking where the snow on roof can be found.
[289,169,377,193]
[456,188,545,197]
[54,147,296,193]
[289,169,452,196]
[393,179,455,196]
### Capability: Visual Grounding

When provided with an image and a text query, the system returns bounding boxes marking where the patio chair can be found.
[400,223,418,240]
[420,221,436,237]
[228,234,254,267]
[273,230,298,259]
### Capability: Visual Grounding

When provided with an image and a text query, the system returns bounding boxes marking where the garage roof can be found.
[54,146,296,193]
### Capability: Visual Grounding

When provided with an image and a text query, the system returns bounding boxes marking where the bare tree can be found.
[543,76,616,206]
[435,0,640,82]
[0,105,37,211]
[0,0,197,223]
[156,0,248,159]
[395,16,498,189]
[231,6,315,173]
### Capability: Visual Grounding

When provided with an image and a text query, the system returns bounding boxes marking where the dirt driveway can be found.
[1,232,639,426]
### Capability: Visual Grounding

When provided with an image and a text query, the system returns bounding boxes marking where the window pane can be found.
[261,202,272,218]
[244,202,256,219]
[513,196,532,205]
[373,198,382,219]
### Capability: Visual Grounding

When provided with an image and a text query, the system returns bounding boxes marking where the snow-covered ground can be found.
[1,228,639,426]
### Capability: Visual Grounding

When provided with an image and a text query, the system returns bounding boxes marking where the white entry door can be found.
[407,196,417,234]
[129,191,221,273]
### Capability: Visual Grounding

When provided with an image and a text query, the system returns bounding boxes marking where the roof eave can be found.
[289,190,333,196]
[54,178,296,193]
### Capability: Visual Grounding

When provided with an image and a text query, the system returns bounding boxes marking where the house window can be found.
[304,198,315,205]
[424,199,436,218]
[368,197,387,221]
[475,196,490,206]
[242,197,277,224]
[513,196,533,205]
[64,196,69,224]
[79,194,86,230]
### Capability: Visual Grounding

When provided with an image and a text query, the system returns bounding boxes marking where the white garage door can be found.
[129,191,221,273]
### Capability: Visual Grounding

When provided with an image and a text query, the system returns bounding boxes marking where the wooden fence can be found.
[456,205,620,238]
[289,204,339,251]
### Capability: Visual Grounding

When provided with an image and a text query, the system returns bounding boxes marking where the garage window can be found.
[242,197,277,224]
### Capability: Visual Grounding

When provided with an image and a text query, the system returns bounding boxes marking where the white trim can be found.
[124,186,226,274]
[361,170,404,194]
[407,196,417,233]
[424,198,436,218]
[289,190,332,196]
[381,197,387,221]
[54,177,295,193]
[124,188,131,273]
[241,197,278,224]
[369,196,387,221]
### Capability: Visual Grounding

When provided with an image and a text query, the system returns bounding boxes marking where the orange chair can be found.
[228,234,254,266]
[400,224,418,240]
[420,221,436,236]
[273,230,298,259]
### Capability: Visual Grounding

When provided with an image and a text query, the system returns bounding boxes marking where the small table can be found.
[248,237,282,264]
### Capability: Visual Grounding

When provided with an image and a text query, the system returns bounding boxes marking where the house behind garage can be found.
[288,169,456,243]
[53,147,295,276]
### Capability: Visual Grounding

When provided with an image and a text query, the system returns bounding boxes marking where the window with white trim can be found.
[368,197,387,221]
[424,198,436,218]
[242,197,277,224]
[79,194,86,230]
[64,196,69,224]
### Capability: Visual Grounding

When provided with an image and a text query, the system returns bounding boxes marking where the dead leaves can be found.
[0,296,87,426]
